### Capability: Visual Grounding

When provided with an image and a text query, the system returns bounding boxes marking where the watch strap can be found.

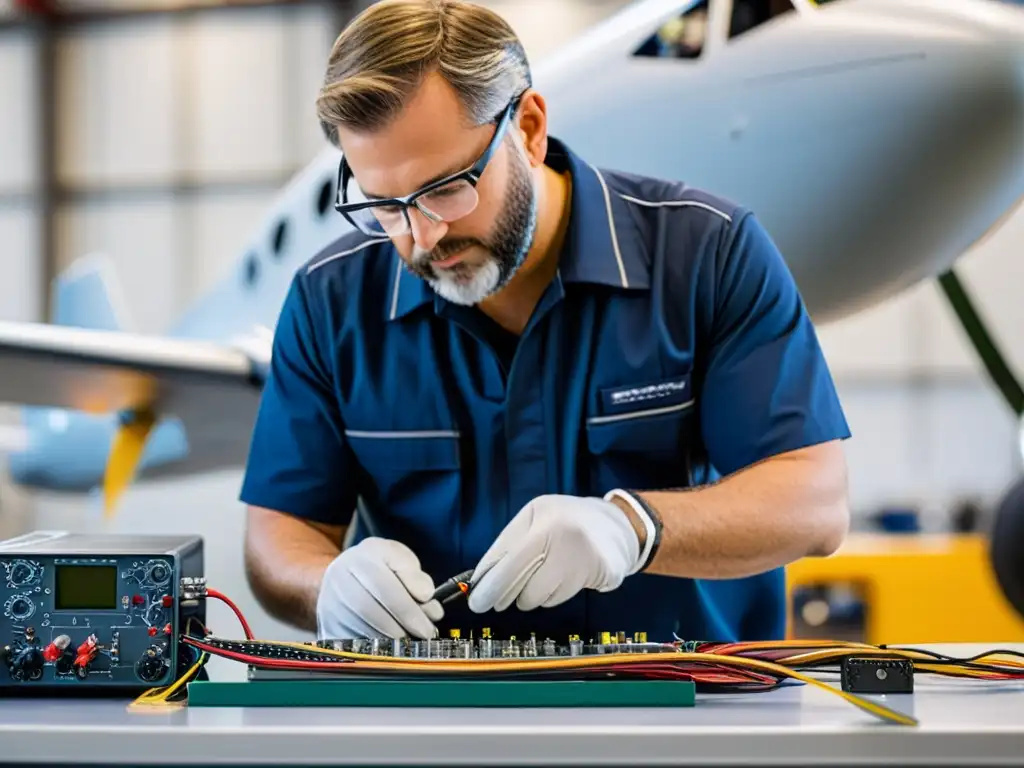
[603,488,664,574]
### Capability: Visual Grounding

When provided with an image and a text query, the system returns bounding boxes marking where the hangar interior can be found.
[0,0,1022,750]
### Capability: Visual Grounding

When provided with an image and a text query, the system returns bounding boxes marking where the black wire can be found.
[784,646,1024,676]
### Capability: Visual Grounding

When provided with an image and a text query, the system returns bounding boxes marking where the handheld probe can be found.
[432,569,475,604]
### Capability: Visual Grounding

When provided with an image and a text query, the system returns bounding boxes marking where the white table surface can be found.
[0,643,1022,766]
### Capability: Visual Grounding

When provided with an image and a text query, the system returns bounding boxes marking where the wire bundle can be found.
[179,634,923,723]
[128,647,208,711]
[132,587,1024,726]
[695,639,1024,682]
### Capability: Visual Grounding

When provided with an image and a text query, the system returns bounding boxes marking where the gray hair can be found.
[316,0,532,144]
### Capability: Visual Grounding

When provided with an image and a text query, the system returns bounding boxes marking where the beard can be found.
[406,141,538,306]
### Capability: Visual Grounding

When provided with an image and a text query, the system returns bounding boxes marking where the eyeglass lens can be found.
[343,176,481,236]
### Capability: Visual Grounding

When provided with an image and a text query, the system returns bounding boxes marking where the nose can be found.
[899,0,1024,239]
[842,0,1024,280]
[407,207,448,252]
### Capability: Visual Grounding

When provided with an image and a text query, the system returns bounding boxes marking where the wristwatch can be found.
[603,488,664,574]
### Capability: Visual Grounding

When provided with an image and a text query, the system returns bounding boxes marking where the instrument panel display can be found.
[54,565,118,611]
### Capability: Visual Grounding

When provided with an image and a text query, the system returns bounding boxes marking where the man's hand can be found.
[467,495,641,613]
[316,537,443,640]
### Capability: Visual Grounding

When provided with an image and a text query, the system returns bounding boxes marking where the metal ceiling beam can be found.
[0,0,338,30]
[36,14,56,323]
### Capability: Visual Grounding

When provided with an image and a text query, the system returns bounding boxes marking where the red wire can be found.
[205,588,254,639]
[180,637,782,686]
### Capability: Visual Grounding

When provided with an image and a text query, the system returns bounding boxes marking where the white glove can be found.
[467,494,641,613]
[316,537,443,640]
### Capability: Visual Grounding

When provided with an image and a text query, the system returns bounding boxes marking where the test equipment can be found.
[0,530,203,690]
[3,530,1023,729]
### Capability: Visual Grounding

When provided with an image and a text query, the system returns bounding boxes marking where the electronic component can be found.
[240,631,670,677]
[0,530,203,691]
[129,571,1023,729]
[181,633,928,725]
[323,632,663,659]
[841,657,914,694]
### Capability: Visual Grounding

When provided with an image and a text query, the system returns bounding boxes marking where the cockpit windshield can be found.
[634,0,797,59]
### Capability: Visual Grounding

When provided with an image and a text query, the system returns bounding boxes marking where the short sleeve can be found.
[238,273,358,524]
[698,211,850,477]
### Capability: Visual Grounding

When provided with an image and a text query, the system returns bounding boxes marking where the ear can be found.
[516,89,548,167]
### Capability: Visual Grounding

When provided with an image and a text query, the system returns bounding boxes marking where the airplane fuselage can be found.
[5,0,1024,494]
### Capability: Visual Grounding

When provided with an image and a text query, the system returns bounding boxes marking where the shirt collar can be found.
[386,136,650,323]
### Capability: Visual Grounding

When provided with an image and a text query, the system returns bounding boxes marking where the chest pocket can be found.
[584,389,696,493]
[345,429,461,520]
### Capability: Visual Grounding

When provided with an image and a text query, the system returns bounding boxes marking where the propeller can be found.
[102,409,157,518]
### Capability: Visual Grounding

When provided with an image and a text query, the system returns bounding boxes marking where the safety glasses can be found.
[334,93,522,238]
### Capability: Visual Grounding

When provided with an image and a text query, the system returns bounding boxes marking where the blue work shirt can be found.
[240,137,851,645]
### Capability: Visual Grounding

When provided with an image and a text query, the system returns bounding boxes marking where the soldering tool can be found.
[432,569,474,604]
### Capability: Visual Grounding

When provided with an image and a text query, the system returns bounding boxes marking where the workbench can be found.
[0,643,1022,766]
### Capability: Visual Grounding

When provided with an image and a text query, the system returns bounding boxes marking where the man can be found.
[241,0,851,645]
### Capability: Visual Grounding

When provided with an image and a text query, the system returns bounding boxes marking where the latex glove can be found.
[316,537,443,640]
[467,494,640,613]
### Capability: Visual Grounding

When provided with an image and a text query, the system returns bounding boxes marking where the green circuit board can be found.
[186,678,696,707]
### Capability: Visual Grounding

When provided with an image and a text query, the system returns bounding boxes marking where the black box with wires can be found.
[841,657,914,694]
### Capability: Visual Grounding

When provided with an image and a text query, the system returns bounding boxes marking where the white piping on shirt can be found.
[389,257,404,320]
[617,194,732,222]
[344,429,460,439]
[588,164,629,289]
[306,237,391,274]
[586,399,695,426]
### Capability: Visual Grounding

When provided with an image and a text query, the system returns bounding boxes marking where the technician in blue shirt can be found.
[240,0,851,645]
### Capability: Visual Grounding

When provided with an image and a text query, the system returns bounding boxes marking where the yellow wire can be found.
[182,635,1022,725]
[201,638,916,726]
[128,652,208,711]
[764,646,1024,676]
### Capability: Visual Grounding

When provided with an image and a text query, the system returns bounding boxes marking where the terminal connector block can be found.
[180,577,208,603]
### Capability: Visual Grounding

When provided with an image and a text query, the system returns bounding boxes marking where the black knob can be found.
[148,563,168,584]
[11,646,43,681]
[55,650,75,676]
[135,645,170,683]
[9,598,31,620]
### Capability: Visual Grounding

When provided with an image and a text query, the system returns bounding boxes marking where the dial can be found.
[125,559,172,589]
[4,594,35,622]
[146,561,170,587]
[5,560,41,588]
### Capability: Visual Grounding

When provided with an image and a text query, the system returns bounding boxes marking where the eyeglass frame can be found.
[333,92,524,235]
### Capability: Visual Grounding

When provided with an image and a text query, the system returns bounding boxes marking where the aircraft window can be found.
[243,252,260,287]
[271,220,288,259]
[729,0,795,39]
[316,178,333,218]
[633,0,709,59]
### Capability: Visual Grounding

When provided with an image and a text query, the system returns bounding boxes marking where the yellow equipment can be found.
[786,533,1024,644]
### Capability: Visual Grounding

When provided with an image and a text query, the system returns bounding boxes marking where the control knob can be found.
[4,594,35,622]
[7,560,40,587]
[6,641,43,681]
[143,560,171,588]
[135,644,171,684]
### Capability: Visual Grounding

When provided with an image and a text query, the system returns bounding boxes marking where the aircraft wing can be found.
[0,320,264,414]
[0,320,267,512]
